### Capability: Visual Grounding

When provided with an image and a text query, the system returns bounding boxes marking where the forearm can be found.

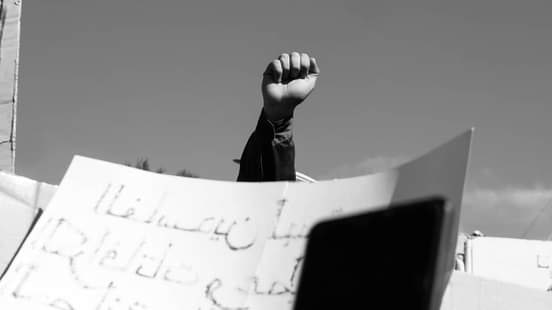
[237,110,296,182]
[237,51,318,182]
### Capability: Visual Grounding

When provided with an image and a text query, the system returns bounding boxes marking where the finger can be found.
[309,57,320,75]
[279,53,290,82]
[263,59,283,83]
[299,53,310,78]
[290,51,301,79]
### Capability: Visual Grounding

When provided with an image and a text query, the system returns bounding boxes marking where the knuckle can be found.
[271,60,281,70]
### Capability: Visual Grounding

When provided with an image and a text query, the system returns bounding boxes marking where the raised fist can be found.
[262,52,320,121]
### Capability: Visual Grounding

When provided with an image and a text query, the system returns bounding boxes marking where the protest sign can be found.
[0,156,283,309]
[0,130,472,309]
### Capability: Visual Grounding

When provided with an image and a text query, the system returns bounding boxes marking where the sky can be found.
[14,0,552,238]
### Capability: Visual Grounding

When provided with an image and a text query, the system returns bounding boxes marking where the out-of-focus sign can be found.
[465,236,552,291]
[441,271,552,310]
[0,171,56,274]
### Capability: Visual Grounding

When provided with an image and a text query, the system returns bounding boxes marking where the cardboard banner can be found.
[0,157,285,309]
[0,130,472,309]
[0,0,22,172]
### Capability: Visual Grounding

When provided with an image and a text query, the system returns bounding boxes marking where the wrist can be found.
[259,109,293,135]
[262,105,294,122]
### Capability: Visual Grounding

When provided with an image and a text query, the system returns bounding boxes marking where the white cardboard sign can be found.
[0,130,472,309]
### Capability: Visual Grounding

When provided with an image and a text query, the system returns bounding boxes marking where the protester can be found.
[237,52,320,182]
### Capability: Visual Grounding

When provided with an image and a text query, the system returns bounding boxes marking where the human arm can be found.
[237,52,320,182]
[237,111,295,181]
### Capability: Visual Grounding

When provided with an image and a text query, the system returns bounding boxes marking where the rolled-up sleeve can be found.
[237,110,296,182]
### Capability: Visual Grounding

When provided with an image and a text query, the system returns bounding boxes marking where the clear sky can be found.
[16,0,552,238]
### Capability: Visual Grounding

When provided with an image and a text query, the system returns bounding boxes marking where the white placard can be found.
[0,157,283,309]
[0,130,472,309]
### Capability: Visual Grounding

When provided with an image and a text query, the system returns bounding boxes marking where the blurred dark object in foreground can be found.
[294,196,454,310]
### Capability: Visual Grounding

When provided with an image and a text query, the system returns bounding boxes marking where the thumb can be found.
[263,60,283,83]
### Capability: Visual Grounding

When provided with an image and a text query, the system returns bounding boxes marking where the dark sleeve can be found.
[237,110,296,182]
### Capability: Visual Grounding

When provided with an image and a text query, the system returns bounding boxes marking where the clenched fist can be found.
[262,52,320,121]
